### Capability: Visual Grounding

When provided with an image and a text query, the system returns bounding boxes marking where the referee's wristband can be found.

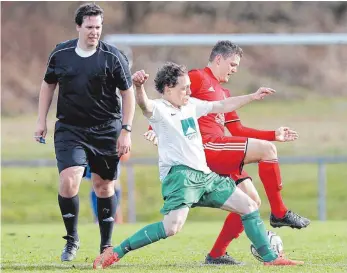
[122,125,132,132]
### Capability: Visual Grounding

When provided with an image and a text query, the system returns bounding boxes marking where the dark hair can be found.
[154,62,187,94]
[209,40,243,62]
[75,3,104,26]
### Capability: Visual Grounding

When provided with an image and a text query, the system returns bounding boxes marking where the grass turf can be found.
[1,221,347,273]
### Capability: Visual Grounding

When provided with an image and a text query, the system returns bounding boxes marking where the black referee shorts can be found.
[54,119,121,180]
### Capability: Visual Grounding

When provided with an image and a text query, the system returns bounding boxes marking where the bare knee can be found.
[93,174,115,198]
[59,167,83,197]
[237,179,261,209]
[163,219,185,237]
[262,141,277,159]
[245,199,259,214]
[164,223,183,237]
[253,196,261,209]
[247,190,261,209]
[245,139,278,163]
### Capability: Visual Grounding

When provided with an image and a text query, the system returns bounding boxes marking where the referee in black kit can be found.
[34,3,135,261]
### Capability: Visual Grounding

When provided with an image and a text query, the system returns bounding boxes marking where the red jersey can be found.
[189,67,226,137]
[189,67,276,141]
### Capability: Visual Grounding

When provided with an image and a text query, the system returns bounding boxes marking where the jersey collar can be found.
[204,67,218,81]
[160,98,183,110]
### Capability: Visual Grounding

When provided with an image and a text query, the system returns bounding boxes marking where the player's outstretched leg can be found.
[206,178,258,265]
[93,221,167,269]
[221,187,304,266]
[241,211,304,266]
[93,208,188,269]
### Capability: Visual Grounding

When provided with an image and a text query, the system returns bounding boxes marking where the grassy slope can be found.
[2,98,347,160]
[2,164,347,223]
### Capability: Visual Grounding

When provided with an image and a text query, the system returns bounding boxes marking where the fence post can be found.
[318,162,327,221]
[126,164,136,223]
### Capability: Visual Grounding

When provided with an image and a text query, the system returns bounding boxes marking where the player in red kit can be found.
[145,41,309,265]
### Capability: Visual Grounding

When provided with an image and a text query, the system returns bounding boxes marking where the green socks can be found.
[113,221,167,258]
[112,212,277,262]
[241,210,278,262]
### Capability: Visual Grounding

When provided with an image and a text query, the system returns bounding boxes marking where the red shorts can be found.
[203,135,251,184]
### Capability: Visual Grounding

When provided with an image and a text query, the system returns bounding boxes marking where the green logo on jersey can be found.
[181,117,197,136]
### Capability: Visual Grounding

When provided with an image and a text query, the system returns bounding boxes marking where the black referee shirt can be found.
[44,39,132,126]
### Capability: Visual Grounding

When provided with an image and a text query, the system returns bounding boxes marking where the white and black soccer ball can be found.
[250,230,283,262]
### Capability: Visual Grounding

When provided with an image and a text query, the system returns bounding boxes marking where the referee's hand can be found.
[34,120,47,144]
[117,129,131,157]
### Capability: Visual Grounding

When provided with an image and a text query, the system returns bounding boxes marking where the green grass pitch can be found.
[2,221,347,273]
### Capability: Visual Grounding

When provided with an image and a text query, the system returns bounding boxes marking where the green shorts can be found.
[160,165,236,215]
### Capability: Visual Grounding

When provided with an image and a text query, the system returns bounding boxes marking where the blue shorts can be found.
[84,161,121,180]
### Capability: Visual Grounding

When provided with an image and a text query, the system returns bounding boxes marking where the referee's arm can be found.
[114,52,135,127]
[38,49,58,125]
[37,81,57,124]
[119,87,135,127]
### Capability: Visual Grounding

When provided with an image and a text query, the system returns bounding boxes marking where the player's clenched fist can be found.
[252,87,276,100]
[132,70,149,87]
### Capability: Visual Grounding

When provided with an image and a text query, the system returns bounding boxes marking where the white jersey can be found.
[148,98,214,181]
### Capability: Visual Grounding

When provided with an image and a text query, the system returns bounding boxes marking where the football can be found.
[250,230,284,262]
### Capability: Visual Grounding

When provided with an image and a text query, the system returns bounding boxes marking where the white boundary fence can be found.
[104,33,347,46]
[3,156,347,222]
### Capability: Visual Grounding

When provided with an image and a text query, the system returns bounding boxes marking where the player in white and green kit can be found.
[93,62,303,268]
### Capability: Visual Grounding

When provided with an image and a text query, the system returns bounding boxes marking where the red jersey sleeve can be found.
[224,111,276,141]
[188,69,203,96]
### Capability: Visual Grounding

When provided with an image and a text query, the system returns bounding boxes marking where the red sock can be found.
[259,160,287,218]
[209,212,244,258]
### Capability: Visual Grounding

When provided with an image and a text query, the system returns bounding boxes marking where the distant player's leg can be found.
[114,179,123,224]
[245,138,310,228]
[87,163,121,224]
[93,207,189,269]
[207,175,260,264]
[55,121,88,262]
[114,163,123,224]
[90,189,98,222]
[83,165,99,222]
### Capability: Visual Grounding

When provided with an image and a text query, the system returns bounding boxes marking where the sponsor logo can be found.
[181,117,197,137]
